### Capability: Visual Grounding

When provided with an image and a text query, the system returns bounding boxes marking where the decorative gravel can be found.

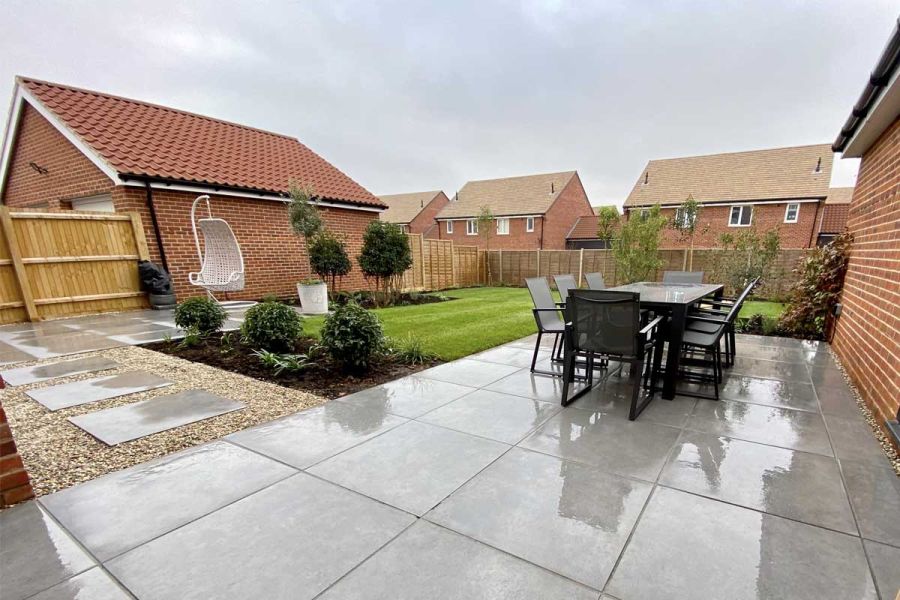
[1,346,326,497]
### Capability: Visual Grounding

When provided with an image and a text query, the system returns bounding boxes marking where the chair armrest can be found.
[692,307,729,316]
[532,308,563,313]
[639,315,665,337]
[687,315,727,325]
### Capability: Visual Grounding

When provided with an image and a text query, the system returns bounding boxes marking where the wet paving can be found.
[1,333,898,599]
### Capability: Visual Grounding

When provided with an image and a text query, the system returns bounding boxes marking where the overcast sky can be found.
[2,1,896,206]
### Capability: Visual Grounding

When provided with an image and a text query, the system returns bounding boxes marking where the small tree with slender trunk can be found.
[612,204,667,283]
[287,182,323,281]
[670,194,705,271]
[596,206,620,249]
[357,221,413,307]
[476,205,494,284]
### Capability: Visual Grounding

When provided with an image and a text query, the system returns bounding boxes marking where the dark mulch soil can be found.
[143,333,441,399]
[282,291,452,310]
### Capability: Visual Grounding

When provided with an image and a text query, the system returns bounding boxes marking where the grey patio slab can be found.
[519,409,681,481]
[0,355,119,386]
[840,458,900,547]
[106,473,415,600]
[226,401,407,469]
[308,420,509,515]
[84,321,175,336]
[26,370,175,411]
[484,367,588,403]
[824,414,891,464]
[659,430,857,534]
[417,388,561,444]
[6,331,124,359]
[732,344,808,364]
[718,374,820,412]
[470,345,550,368]
[504,333,560,350]
[864,540,900,600]
[68,389,244,445]
[0,502,96,600]
[27,568,131,600]
[426,448,652,589]
[416,358,520,388]
[317,520,598,600]
[40,441,295,561]
[336,375,476,418]
[0,340,35,366]
[729,356,812,382]
[735,334,816,349]
[567,377,697,427]
[606,487,877,600]
[816,385,862,418]
[685,399,833,456]
[108,329,181,344]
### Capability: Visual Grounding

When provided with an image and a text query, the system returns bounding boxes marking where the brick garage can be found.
[1,77,385,301]
[377,190,449,239]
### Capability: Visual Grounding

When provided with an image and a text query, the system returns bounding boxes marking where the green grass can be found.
[739,301,785,319]
[303,287,537,360]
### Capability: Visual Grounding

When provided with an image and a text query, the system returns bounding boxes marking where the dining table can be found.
[606,281,725,399]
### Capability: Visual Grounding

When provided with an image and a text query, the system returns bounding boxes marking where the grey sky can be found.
[2,1,895,206]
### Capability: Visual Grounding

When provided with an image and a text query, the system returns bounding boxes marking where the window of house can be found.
[70,194,114,213]
[784,203,800,223]
[446,220,453,234]
[496,218,509,235]
[526,216,535,232]
[639,209,649,221]
[729,205,752,227]
[466,219,478,235]
[674,207,696,228]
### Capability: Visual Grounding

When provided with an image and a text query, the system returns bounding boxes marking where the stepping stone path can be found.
[69,390,244,445]
[0,356,120,386]
[26,371,175,411]
[0,340,33,367]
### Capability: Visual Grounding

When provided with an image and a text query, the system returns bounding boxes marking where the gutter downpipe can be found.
[143,180,169,273]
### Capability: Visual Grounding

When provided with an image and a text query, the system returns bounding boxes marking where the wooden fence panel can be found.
[453,246,480,288]
[0,209,150,323]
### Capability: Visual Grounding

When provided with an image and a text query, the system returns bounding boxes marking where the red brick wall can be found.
[626,202,822,249]
[832,116,900,439]
[438,214,543,249]
[408,192,449,236]
[0,399,34,508]
[1,104,114,207]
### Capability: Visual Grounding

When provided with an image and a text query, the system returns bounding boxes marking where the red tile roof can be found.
[19,77,384,208]
[820,204,850,234]
[566,207,621,239]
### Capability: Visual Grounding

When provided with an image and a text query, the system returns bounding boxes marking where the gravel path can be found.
[1,346,326,497]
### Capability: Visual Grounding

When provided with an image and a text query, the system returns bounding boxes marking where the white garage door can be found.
[71,194,115,213]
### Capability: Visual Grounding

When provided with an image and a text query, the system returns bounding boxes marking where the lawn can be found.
[739,300,785,319]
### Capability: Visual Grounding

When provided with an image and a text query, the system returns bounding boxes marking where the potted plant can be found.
[287,182,329,314]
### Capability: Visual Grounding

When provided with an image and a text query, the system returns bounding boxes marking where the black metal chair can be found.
[663,270,704,284]
[553,274,578,302]
[584,272,606,290]
[560,290,664,420]
[525,277,567,375]
[688,278,759,367]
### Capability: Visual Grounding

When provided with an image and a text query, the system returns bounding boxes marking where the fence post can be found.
[0,208,38,321]
[419,236,426,290]
[128,213,151,261]
[498,249,503,285]
[578,248,584,286]
[536,249,540,277]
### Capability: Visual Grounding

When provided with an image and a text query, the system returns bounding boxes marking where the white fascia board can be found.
[842,66,900,158]
[435,213,543,221]
[624,198,821,211]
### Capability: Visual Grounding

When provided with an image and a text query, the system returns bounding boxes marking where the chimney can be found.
[550,182,555,194]
[643,172,649,185]
[814,157,822,173]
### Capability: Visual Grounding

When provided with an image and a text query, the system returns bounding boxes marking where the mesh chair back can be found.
[584,272,606,290]
[663,270,704,284]
[554,274,578,300]
[526,277,563,330]
[566,290,640,357]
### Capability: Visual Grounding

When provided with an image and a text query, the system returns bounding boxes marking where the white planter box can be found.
[297,282,328,314]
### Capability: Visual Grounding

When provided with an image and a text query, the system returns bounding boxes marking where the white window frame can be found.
[728,205,753,227]
[466,219,478,235]
[446,220,453,234]
[525,216,535,232]
[496,218,509,235]
[674,207,696,228]
[784,203,800,224]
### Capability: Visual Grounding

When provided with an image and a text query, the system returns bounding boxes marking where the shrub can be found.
[357,221,413,306]
[241,301,304,352]
[777,232,852,340]
[612,204,667,283]
[253,349,313,376]
[390,333,437,365]
[174,297,227,334]
[308,230,352,293]
[709,227,781,297]
[320,302,384,370]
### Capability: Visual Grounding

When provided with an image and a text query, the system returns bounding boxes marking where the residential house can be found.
[815,187,854,246]
[831,17,900,448]
[565,206,620,249]
[0,77,386,300]
[622,144,835,249]
[435,171,594,249]
[377,190,449,237]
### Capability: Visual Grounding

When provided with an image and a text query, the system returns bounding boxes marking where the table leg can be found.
[662,305,686,399]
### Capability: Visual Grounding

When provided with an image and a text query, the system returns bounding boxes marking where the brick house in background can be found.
[0,77,386,300]
[831,19,900,449]
[622,144,838,249]
[377,190,449,238]
[565,205,620,249]
[435,171,594,249]
[814,186,853,246]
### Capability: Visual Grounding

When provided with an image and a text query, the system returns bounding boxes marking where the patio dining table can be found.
[606,281,724,399]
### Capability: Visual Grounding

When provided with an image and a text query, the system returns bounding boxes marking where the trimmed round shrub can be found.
[320,302,384,371]
[173,297,227,335]
[241,301,304,352]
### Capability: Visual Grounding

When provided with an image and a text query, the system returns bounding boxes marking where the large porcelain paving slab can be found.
[824,414,891,464]
[469,345,550,368]
[0,355,119,386]
[519,409,681,481]
[317,521,598,600]
[426,448,652,589]
[336,375,476,418]
[69,389,244,445]
[417,389,561,444]
[6,331,124,359]
[685,399,833,456]
[717,374,820,412]
[26,370,175,411]
[607,487,877,600]
[308,420,509,515]
[567,378,697,427]
[28,568,131,600]
[659,430,857,534]
[733,344,808,364]
[729,356,813,382]
[484,367,589,403]
[40,441,295,561]
[840,458,900,547]
[226,401,407,468]
[416,358,520,388]
[0,503,96,600]
[106,473,415,600]
[0,340,34,366]
[863,540,900,600]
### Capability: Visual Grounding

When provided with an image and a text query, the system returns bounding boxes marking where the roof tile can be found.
[437,171,577,219]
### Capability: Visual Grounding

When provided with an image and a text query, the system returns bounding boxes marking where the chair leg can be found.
[530,331,543,373]
[560,346,575,406]
[629,358,645,420]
